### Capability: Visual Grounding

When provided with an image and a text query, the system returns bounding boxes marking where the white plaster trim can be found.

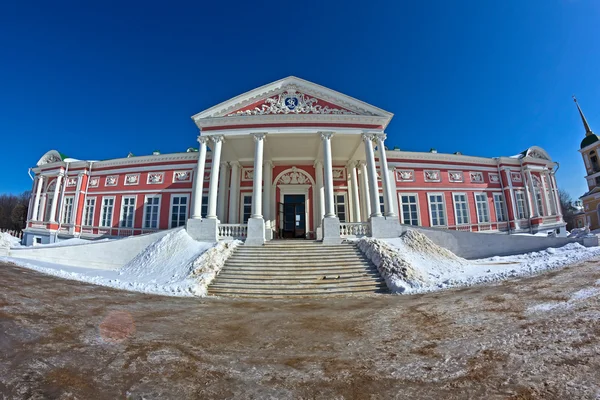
[390,162,499,172]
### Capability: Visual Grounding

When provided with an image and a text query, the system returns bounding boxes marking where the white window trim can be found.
[493,193,507,222]
[169,194,190,229]
[119,195,137,228]
[427,192,447,227]
[514,190,527,220]
[240,193,253,224]
[334,191,348,223]
[398,192,421,225]
[83,196,96,227]
[142,194,162,229]
[452,192,470,225]
[100,196,116,228]
[474,192,490,224]
[61,195,75,224]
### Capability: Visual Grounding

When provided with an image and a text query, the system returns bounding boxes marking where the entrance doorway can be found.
[279,194,306,239]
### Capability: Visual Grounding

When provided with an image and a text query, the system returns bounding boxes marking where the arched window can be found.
[590,151,599,172]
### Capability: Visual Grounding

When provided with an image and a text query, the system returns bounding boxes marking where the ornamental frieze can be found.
[277,167,310,185]
[511,172,523,182]
[470,172,484,183]
[488,173,500,183]
[66,177,77,187]
[242,168,254,181]
[105,176,118,186]
[125,174,139,185]
[424,170,441,182]
[173,171,191,183]
[448,171,463,183]
[89,177,99,188]
[396,170,414,182]
[147,172,164,184]
[332,168,346,180]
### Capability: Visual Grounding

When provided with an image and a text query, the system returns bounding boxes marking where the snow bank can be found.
[1,229,240,297]
[0,232,21,249]
[357,229,600,294]
[35,238,113,248]
[568,227,596,239]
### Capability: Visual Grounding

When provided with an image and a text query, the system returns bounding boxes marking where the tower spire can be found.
[573,95,594,136]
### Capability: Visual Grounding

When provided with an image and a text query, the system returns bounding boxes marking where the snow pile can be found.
[190,240,241,296]
[0,228,239,297]
[568,227,595,238]
[357,229,600,294]
[36,238,113,248]
[356,230,470,293]
[0,232,21,249]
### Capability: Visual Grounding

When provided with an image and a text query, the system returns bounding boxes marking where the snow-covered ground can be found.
[0,232,21,249]
[357,230,600,294]
[0,229,240,297]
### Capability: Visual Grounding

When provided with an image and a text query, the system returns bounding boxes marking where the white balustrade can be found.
[218,223,248,239]
[339,222,371,237]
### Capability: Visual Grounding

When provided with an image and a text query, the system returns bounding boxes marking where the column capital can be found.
[264,159,274,167]
[251,132,267,142]
[56,171,65,177]
[197,135,210,145]
[319,131,334,140]
[209,135,225,144]
[346,160,358,169]
[374,133,387,141]
[361,132,376,141]
[229,160,241,168]
[313,160,323,168]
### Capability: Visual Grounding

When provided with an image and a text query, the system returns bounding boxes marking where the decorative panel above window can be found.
[469,172,484,183]
[488,173,500,183]
[125,174,140,186]
[448,171,464,183]
[511,172,523,182]
[241,168,254,181]
[105,176,118,186]
[424,170,441,182]
[66,177,77,187]
[147,172,164,184]
[332,168,346,181]
[395,169,414,182]
[173,171,192,183]
[89,177,99,188]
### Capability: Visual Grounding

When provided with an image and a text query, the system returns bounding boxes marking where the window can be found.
[120,196,136,228]
[534,188,544,216]
[399,194,419,226]
[428,194,446,227]
[546,188,556,215]
[452,193,470,225]
[83,198,96,226]
[61,196,74,224]
[335,194,347,222]
[591,152,599,172]
[475,193,490,223]
[100,197,115,227]
[515,191,527,219]
[201,195,208,218]
[44,195,54,222]
[242,194,252,223]
[170,195,188,228]
[379,195,385,214]
[493,193,507,222]
[144,195,161,229]
[595,176,600,185]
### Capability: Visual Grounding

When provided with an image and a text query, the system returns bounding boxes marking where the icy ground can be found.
[0,229,239,297]
[357,230,600,294]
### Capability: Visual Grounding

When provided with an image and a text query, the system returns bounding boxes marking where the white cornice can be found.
[196,113,389,130]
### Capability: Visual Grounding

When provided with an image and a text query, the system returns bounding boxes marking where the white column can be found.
[263,160,273,226]
[217,161,229,221]
[540,171,551,216]
[526,170,539,217]
[49,173,64,223]
[349,162,361,222]
[321,132,336,218]
[359,161,371,221]
[363,133,382,217]
[71,173,84,227]
[550,173,562,218]
[191,136,208,219]
[375,134,396,217]
[206,136,224,219]
[387,165,398,217]
[504,168,518,228]
[31,176,44,221]
[251,133,266,218]
[315,161,325,224]
[228,162,241,223]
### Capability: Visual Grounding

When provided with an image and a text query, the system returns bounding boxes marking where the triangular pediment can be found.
[192,76,393,129]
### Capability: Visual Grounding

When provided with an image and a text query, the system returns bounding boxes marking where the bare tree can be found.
[0,191,30,231]
[558,189,578,230]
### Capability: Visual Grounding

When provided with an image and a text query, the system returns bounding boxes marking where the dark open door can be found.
[279,194,306,239]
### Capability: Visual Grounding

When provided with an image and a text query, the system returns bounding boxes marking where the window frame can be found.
[334,192,348,222]
[515,191,527,220]
[169,194,190,229]
[474,192,490,223]
[452,192,470,225]
[100,196,116,228]
[427,192,447,227]
[398,193,420,226]
[142,194,162,229]
[83,197,96,226]
[240,193,253,224]
[61,195,75,224]
[493,192,507,222]
[119,196,137,228]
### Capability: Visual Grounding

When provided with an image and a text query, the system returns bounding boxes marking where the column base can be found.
[186,218,219,242]
[322,217,342,245]
[246,217,265,246]
[264,220,273,241]
[371,216,402,238]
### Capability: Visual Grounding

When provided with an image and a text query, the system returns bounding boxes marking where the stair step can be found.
[208,288,389,297]
[225,259,370,266]
[222,265,375,272]
[211,276,385,284]
[216,272,382,279]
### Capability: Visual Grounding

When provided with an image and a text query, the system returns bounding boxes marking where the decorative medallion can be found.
[147,172,164,184]
[173,171,191,183]
[332,168,346,181]
[488,173,500,183]
[66,177,77,187]
[448,171,464,183]
[125,174,139,185]
[89,177,99,188]
[424,170,441,182]
[396,170,414,182]
[470,172,484,183]
[511,172,522,183]
[229,87,356,116]
[105,176,118,186]
[242,168,254,181]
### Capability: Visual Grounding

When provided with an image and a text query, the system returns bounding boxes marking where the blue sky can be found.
[1,0,599,200]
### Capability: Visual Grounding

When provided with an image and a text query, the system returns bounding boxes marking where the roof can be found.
[581,134,600,149]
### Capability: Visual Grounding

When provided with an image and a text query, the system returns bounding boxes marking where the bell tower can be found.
[576,96,600,228]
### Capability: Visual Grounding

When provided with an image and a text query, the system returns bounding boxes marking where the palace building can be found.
[23,77,566,246]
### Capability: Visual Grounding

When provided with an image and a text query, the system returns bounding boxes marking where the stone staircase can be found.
[208,241,389,297]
